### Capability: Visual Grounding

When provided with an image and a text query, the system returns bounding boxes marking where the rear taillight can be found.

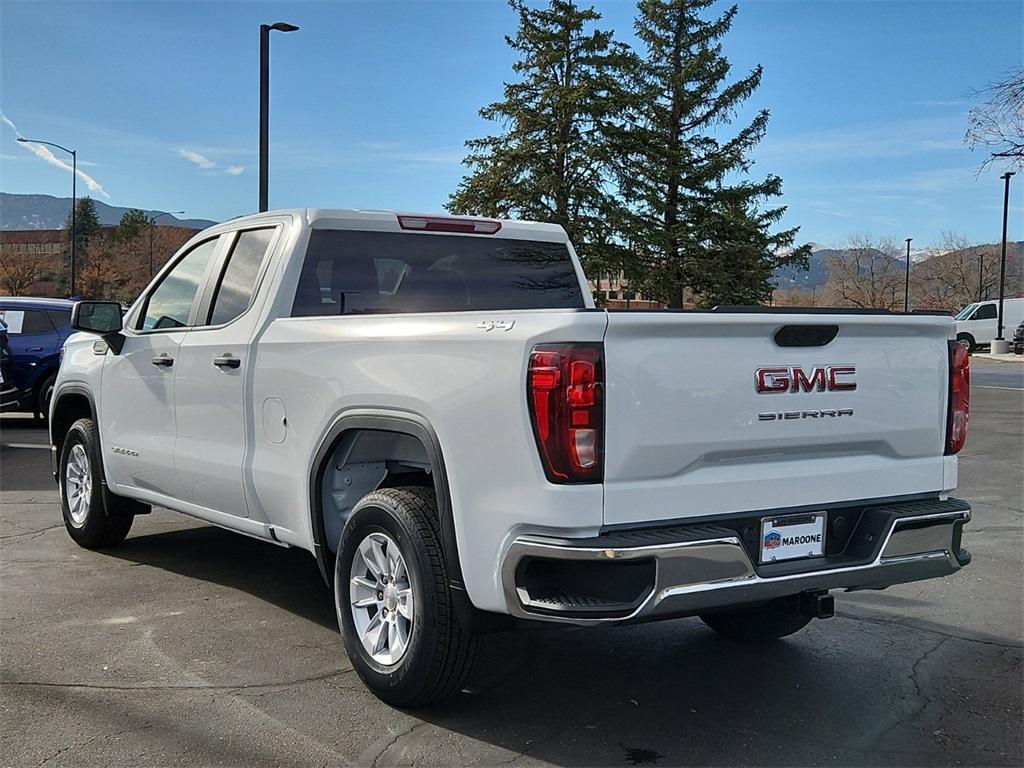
[946,340,970,455]
[527,343,604,483]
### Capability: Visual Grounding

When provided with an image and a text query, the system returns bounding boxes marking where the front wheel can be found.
[60,418,136,548]
[335,487,476,707]
[700,595,813,642]
[956,334,975,352]
[35,371,56,420]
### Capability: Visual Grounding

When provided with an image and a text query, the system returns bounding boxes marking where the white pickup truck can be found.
[51,209,972,706]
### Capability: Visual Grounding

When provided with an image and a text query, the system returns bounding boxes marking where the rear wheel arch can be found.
[308,411,464,592]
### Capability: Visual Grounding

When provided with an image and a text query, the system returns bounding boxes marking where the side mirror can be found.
[71,301,126,354]
[72,301,123,334]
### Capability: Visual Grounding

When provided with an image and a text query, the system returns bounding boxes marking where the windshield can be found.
[955,304,977,321]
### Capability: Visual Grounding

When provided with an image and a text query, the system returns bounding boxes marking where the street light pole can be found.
[148,211,186,278]
[17,137,76,296]
[996,171,1015,342]
[259,21,299,212]
[904,238,912,312]
[978,254,985,302]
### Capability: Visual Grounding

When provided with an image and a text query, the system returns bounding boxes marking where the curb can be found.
[971,353,1023,363]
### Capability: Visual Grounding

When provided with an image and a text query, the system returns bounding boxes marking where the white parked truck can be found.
[52,209,973,706]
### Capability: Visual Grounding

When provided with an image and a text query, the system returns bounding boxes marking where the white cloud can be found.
[912,99,967,107]
[1,111,110,198]
[178,149,216,169]
[225,165,245,176]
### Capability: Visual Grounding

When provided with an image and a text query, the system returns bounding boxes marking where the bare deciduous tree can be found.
[912,232,1001,311]
[771,287,818,307]
[0,252,49,295]
[822,235,904,310]
[966,66,1024,172]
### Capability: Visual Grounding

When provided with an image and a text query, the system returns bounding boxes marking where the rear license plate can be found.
[760,512,826,563]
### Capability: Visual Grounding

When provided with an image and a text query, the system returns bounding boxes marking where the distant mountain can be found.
[774,242,1024,293]
[773,249,880,291]
[0,192,217,231]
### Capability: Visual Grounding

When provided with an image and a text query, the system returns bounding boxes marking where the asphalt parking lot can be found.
[1,359,1021,767]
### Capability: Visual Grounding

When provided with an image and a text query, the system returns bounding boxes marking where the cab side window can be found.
[138,238,220,331]
[973,304,997,320]
[206,229,275,326]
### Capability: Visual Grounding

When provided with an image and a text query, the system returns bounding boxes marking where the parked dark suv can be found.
[0,297,75,417]
[0,316,16,408]
[1013,320,1024,355]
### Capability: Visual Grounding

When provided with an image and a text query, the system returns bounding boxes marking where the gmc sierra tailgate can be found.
[602,311,954,526]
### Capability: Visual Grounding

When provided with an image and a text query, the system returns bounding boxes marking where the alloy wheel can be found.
[349,532,414,666]
[65,443,92,527]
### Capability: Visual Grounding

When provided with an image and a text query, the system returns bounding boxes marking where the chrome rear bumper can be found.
[501,499,971,625]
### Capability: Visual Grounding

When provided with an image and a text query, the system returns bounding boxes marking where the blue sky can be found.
[1,0,1021,249]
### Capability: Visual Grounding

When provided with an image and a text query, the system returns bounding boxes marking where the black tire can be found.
[59,418,136,549]
[956,334,975,352]
[335,486,477,707]
[35,371,57,420]
[700,595,813,642]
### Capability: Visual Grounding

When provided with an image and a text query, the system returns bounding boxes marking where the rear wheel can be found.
[700,595,813,642]
[60,418,139,548]
[335,487,477,707]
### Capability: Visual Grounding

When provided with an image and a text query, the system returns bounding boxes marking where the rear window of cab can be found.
[291,230,585,317]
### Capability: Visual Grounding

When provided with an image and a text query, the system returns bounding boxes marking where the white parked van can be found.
[955,298,1024,350]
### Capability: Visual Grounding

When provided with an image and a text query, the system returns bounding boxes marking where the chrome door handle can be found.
[26,346,45,352]
[151,355,174,367]
[213,355,240,370]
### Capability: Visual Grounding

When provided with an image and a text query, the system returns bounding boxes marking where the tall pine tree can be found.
[447,0,629,280]
[612,0,809,307]
[65,196,101,255]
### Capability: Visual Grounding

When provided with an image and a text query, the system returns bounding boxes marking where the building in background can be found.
[0,226,200,299]
[588,271,663,310]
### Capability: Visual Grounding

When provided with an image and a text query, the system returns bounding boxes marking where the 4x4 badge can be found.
[476,320,516,333]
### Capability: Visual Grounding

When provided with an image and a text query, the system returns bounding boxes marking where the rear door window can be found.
[207,228,275,326]
[0,309,54,335]
[291,230,584,316]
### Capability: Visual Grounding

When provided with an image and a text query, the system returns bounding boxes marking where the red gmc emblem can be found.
[755,365,857,394]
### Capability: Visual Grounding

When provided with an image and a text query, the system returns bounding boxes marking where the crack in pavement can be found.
[2,668,355,693]
[840,611,1023,649]
[866,636,952,752]
[361,720,431,768]
[34,723,154,768]
[0,524,62,542]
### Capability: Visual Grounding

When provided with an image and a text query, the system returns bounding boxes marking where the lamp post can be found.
[904,238,912,312]
[17,137,77,296]
[149,211,185,278]
[259,21,300,212]
[978,254,985,302]
[995,171,1015,345]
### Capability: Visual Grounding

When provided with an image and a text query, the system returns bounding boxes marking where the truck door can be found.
[969,302,999,345]
[172,226,280,519]
[101,236,224,499]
